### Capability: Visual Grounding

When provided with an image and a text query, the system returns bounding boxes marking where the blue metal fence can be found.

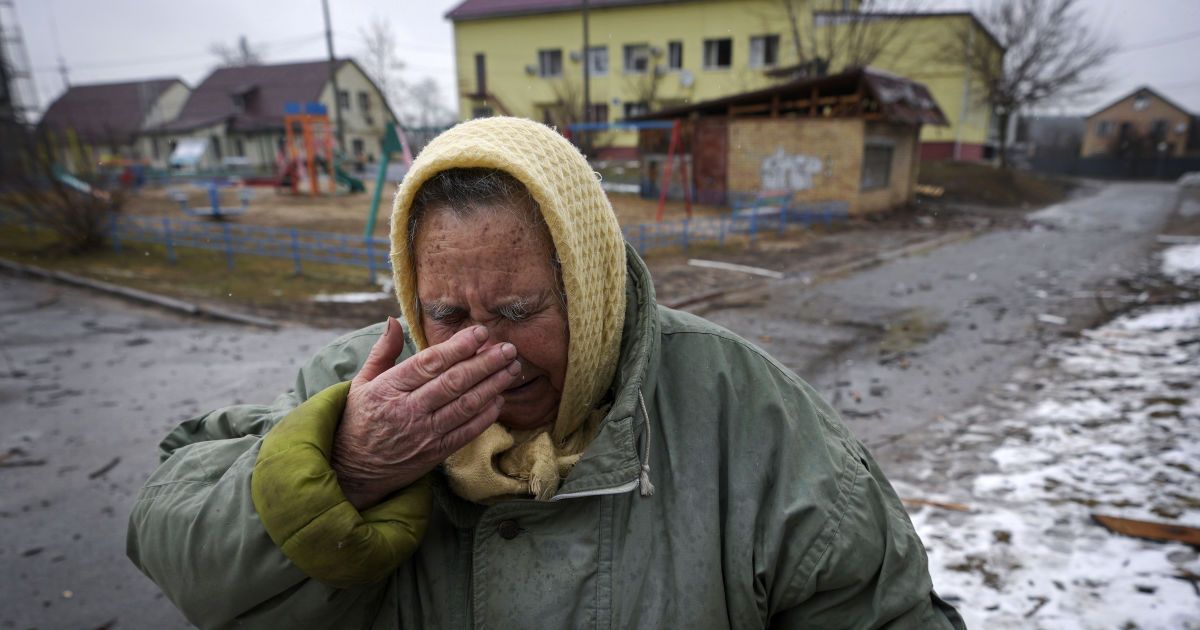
[3,199,850,281]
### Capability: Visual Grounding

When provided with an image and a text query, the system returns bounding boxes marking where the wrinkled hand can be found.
[332,317,520,510]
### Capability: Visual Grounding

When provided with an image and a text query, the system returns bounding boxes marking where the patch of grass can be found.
[920,161,1074,208]
[0,224,393,328]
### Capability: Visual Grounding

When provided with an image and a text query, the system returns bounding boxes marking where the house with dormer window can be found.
[140,59,396,171]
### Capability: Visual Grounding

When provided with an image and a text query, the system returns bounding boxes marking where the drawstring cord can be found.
[638,392,655,497]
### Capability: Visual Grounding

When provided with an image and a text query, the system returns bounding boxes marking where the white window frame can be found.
[587,46,609,77]
[624,44,651,74]
[667,41,683,70]
[703,38,732,70]
[538,49,563,78]
[749,35,780,68]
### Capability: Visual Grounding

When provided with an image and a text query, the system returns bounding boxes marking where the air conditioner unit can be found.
[525,64,537,75]
[679,70,695,88]
[650,46,663,57]
[569,50,582,62]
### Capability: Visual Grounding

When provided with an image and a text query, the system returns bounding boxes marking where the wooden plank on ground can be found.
[1091,513,1200,546]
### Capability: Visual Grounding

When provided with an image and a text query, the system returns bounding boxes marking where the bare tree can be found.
[954,0,1115,168]
[774,0,925,78]
[210,35,264,68]
[359,16,406,113]
[402,77,455,128]
[5,126,125,254]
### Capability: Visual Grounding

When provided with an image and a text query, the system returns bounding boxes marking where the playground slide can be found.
[52,167,110,201]
[335,165,366,193]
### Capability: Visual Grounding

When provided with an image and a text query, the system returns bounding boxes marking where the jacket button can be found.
[497,519,522,540]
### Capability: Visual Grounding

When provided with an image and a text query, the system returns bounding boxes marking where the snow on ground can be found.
[894,302,1200,629]
[1162,243,1200,283]
[311,291,390,303]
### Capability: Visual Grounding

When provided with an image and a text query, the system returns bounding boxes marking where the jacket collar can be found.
[552,244,660,500]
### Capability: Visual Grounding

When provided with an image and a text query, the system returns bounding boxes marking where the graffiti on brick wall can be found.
[761,147,825,191]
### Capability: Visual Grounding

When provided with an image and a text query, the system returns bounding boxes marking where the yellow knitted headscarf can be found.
[390,117,627,502]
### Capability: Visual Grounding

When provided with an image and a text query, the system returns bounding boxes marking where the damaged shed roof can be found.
[627,67,948,126]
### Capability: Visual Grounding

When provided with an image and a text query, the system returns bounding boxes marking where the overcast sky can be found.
[14,0,1200,119]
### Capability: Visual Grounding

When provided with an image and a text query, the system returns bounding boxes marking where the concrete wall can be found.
[726,118,865,212]
[1081,90,1192,157]
[724,117,919,214]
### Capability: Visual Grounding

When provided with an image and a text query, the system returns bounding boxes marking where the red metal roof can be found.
[446,0,687,21]
[39,79,183,143]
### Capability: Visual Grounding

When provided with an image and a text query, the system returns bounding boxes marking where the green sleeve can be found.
[126,322,420,628]
[252,381,431,588]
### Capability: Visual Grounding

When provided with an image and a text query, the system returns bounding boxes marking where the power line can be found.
[32,32,325,73]
[1114,29,1200,55]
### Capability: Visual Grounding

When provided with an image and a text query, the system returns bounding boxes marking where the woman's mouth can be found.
[504,375,539,396]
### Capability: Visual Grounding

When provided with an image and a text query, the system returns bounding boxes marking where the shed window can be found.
[703,38,732,69]
[472,105,494,118]
[538,49,563,78]
[861,143,893,190]
[624,44,650,73]
[1096,121,1112,137]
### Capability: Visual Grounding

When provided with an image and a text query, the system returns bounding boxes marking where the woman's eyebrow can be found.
[421,299,462,321]
[493,296,534,319]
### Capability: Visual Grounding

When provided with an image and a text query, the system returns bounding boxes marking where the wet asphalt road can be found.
[0,277,342,629]
[701,181,1181,458]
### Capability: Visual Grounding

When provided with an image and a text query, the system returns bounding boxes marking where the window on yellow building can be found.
[703,38,732,70]
[749,35,779,68]
[586,103,609,123]
[587,47,608,77]
[624,101,649,118]
[538,49,563,78]
[667,41,683,70]
[624,44,650,74]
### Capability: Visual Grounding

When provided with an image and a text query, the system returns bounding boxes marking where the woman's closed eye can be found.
[495,297,533,322]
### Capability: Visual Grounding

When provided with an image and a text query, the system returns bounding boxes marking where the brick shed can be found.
[628,68,948,215]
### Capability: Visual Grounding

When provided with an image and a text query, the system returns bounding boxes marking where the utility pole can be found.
[582,0,590,126]
[321,0,345,152]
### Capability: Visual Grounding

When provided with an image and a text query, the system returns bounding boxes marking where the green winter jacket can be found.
[127,246,964,629]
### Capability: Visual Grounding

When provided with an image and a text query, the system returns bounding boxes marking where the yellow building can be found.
[447,0,1002,161]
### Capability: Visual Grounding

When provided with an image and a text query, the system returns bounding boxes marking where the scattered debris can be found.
[87,457,121,480]
[1024,595,1049,618]
[1035,313,1067,326]
[901,498,972,512]
[687,258,785,279]
[1090,514,1200,547]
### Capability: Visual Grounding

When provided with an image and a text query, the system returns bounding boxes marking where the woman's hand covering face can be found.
[332,318,520,510]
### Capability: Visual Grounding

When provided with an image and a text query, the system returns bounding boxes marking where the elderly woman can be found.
[128,118,963,628]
